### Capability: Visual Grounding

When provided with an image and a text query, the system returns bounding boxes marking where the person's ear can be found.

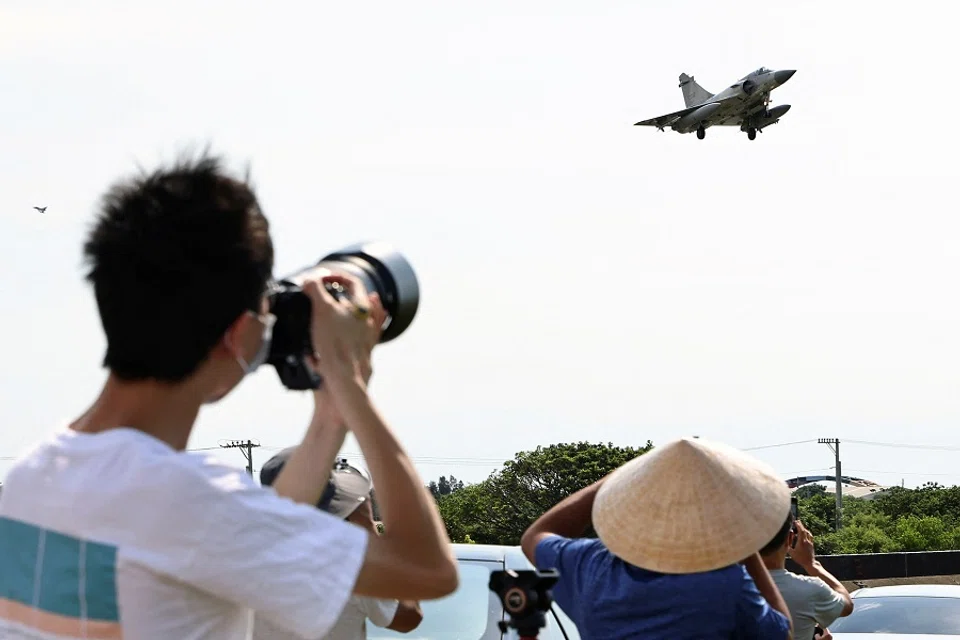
[217,312,255,359]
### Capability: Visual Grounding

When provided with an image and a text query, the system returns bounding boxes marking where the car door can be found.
[503,549,581,640]
[368,558,506,640]
[367,551,581,640]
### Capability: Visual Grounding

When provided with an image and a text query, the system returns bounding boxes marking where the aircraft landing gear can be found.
[696,126,705,140]
[747,128,757,140]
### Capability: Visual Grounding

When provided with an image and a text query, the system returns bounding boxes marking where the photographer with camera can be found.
[520,437,794,640]
[760,516,853,640]
[255,457,423,640]
[0,155,457,639]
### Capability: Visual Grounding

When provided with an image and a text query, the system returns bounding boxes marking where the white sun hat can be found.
[592,436,790,574]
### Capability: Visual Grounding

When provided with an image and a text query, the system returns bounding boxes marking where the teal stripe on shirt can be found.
[0,516,119,622]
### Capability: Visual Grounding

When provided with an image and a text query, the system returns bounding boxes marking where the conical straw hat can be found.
[592,436,790,574]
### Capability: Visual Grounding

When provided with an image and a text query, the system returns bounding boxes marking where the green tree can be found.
[894,515,953,551]
[819,522,898,554]
[436,482,502,544]
[873,484,960,526]
[793,484,827,500]
[794,487,960,555]
[428,475,465,500]
[437,441,653,545]
[798,492,838,537]
[434,444,960,554]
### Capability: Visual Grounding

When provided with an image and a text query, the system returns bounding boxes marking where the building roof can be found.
[788,476,892,500]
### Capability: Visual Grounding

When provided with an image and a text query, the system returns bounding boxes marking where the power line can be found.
[845,439,960,452]
[7,437,960,474]
[743,439,816,451]
[845,468,958,478]
[782,467,834,476]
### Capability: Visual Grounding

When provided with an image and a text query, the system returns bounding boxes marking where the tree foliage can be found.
[434,441,653,545]
[430,443,960,554]
[427,475,465,499]
[797,483,960,554]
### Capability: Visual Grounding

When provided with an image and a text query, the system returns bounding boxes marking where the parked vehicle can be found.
[831,584,960,638]
[368,543,581,640]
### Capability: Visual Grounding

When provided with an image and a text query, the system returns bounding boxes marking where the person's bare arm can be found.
[742,553,793,639]
[520,478,605,564]
[791,521,854,616]
[333,387,457,599]
[270,266,361,507]
[270,390,346,506]
[387,601,423,633]
[802,561,853,616]
[304,274,457,601]
[270,279,382,507]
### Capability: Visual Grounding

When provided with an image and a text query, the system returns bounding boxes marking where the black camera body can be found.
[266,242,420,391]
[489,569,560,639]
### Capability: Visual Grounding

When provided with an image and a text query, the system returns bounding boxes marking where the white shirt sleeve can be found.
[122,454,369,640]
[804,576,847,628]
[355,596,400,628]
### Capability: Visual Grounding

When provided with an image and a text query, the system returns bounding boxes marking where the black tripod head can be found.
[489,569,559,639]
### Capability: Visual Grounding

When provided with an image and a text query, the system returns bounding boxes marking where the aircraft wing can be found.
[634,96,739,129]
[634,105,704,129]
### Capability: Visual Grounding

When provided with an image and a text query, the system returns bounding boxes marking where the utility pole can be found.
[220,439,261,477]
[818,438,842,530]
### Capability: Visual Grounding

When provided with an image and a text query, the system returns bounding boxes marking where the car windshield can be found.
[830,595,960,635]
[367,559,580,640]
[369,562,499,640]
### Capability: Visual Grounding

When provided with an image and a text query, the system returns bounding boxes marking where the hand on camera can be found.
[301,273,386,395]
[788,520,817,569]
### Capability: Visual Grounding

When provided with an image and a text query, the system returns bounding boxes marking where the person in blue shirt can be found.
[521,436,794,639]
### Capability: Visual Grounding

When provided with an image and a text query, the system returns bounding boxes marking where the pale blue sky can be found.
[3,1,959,488]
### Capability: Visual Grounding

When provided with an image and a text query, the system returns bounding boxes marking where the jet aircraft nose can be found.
[774,69,796,85]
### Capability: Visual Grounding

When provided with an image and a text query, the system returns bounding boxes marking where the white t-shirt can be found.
[0,428,369,640]
[769,568,847,640]
[252,595,399,640]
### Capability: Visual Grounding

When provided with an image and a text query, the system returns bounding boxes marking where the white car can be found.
[830,584,960,639]
[368,543,581,640]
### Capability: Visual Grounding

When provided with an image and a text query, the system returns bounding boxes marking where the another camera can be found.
[266,242,420,390]
[489,569,559,639]
[790,496,799,548]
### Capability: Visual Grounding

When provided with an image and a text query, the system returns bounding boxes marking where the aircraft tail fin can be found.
[679,73,713,107]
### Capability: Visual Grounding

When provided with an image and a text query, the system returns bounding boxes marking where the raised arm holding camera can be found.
[256,458,424,640]
[760,517,853,640]
[520,437,794,640]
[0,154,457,640]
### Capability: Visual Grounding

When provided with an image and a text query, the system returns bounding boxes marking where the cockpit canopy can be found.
[739,67,771,81]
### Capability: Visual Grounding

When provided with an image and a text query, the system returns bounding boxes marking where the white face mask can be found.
[204,312,277,406]
[236,312,276,375]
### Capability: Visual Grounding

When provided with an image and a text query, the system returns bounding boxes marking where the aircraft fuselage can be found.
[635,67,796,140]
[672,69,795,134]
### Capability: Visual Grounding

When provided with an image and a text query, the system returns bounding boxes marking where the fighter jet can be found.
[634,67,796,140]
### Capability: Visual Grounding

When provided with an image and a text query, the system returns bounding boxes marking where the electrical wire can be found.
[743,439,817,451]
[844,468,957,478]
[844,439,960,452]
[6,438,960,475]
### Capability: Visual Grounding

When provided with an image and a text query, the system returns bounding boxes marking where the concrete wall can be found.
[787,550,960,581]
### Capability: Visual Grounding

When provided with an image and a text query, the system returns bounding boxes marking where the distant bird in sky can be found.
[34,206,47,213]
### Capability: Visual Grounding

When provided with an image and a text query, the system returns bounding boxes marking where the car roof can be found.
[451,543,533,570]
[853,584,960,599]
